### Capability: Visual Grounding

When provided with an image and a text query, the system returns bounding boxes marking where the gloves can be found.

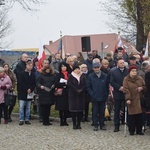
[1,85,7,90]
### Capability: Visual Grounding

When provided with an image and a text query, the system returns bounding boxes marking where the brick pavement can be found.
[0,115,150,150]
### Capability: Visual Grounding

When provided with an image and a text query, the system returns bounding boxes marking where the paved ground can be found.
[0,115,150,150]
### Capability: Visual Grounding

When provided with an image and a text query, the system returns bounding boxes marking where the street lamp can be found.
[101,42,109,59]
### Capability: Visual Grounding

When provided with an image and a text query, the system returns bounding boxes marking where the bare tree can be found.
[0,7,12,48]
[0,0,46,48]
[4,0,46,12]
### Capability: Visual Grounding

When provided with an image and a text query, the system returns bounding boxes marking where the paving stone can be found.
[0,116,150,150]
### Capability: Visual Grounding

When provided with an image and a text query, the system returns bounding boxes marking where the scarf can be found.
[71,71,81,83]
[62,71,68,80]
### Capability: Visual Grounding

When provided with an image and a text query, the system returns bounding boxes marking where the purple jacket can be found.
[0,74,12,104]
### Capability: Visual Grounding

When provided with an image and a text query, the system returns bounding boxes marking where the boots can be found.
[64,118,69,126]
[77,118,81,129]
[8,116,12,122]
[60,118,64,126]
[114,126,119,132]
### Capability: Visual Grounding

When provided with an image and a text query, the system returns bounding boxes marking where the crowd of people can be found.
[0,48,150,136]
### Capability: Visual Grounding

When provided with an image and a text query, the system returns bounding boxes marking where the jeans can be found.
[19,100,31,121]
[92,101,105,128]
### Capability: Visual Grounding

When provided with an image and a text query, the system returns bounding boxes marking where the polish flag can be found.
[38,41,46,71]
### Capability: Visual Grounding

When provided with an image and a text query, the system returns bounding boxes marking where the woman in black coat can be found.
[36,65,56,126]
[55,62,69,126]
[68,65,86,129]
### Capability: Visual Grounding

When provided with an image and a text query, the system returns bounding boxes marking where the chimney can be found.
[49,41,53,45]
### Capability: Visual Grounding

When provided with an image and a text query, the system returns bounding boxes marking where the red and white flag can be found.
[38,40,46,71]
[117,33,124,48]
[143,38,148,57]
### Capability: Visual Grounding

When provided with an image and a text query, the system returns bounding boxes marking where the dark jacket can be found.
[68,74,86,112]
[108,58,115,68]
[110,66,128,99]
[83,59,93,73]
[86,71,109,102]
[0,58,5,67]
[18,71,36,101]
[145,72,150,98]
[36,72,56,105]
[14,60,26,83]
[55,73,69,110]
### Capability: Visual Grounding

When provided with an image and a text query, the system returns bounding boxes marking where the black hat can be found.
[130,56,136,60]
[73,65,80,71]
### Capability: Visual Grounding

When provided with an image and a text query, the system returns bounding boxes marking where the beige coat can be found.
[123,75,146,115]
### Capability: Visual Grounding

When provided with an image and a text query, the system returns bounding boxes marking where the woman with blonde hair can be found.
[66,56,75,74]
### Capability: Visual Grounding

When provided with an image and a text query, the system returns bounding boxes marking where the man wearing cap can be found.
[129,56,137,67]
[105,53,115,68]
[83,54,93,73]
[92,50,102,60]
[87,62,109,131]
[110,58,128,132]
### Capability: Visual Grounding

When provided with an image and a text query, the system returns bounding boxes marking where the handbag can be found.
[54,88,63,96]
[4,91,17,106]
[105,105,110,117]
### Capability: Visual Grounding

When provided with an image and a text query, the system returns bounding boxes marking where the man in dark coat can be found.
[83,53,93,73]
[14,53,28,90]
[18,61,36,125]
[87,62,109,131]
[110,58,128,132]
[92,50,102,60]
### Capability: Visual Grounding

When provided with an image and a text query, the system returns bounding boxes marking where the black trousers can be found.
[84,102,89,119]
[0,103,8,120]
[128,113,142,134]
[71,112,83,126]
[40,104,51,125]
[59,110,68,123]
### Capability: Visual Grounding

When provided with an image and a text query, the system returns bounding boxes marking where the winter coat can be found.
[110,67,128,100]
[145,72,150,98]
[83,59,93,73]
[18,71,36,101]
[68,74,86,112]
[36,72,56,105]
[0,74,12,104]
[55,73,69,110]
[86,71,109,102]
[14,60,26,83]
[123,75,146,115]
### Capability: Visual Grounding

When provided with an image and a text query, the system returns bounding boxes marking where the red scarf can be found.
[61,71,68,80]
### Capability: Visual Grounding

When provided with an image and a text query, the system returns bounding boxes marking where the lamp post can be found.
[101,42,109,59]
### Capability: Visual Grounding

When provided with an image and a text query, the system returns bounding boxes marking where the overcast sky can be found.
[6,0,114,49]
